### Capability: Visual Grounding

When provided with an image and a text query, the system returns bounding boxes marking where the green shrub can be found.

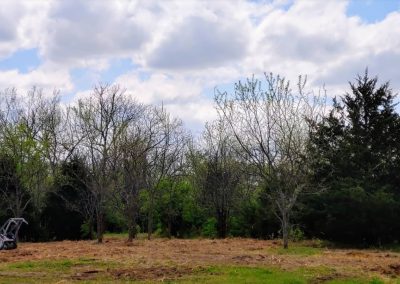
[290,226,305,242]
[202,217,217,238]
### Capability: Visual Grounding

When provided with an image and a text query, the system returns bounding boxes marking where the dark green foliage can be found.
[0,154,28,217]
[306,70,400,245]
[229,190,280,239]
[41,157,90,240]
[41,193,85,240]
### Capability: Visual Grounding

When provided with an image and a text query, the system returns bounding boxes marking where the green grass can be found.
[5,258,114,271]
[175,266,384,284]
[264,242,324,256]
[0,258,389,284]
[179,266,305,284]
[7,259,75,270]
[326,279,385,284]
[273,245,323,256]
[0,264,387,284]
[0,258,119,283]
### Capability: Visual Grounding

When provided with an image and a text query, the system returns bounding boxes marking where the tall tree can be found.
[113,104,158,242]
[72,84,139,243]
[308,71,400,245]
[0,88,58,218]
[215,73,324,248]
[145,107,188,240]
[192,120,242,238]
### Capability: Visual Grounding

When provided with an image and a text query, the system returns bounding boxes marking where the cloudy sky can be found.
[0,0,399,133]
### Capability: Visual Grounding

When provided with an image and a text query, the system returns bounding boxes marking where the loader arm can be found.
[0,218,28,250]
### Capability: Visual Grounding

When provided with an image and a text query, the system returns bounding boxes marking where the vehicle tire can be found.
[3,241,17,250]
[7,241,17,250]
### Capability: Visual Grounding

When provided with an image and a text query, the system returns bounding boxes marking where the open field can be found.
[1,237,400,283]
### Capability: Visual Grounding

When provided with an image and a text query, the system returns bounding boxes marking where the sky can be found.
[0,0,399,134]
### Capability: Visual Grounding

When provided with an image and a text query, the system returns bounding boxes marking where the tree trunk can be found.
[281,211,290,249]
[88,218,94,240]
[217,211,228,239]
[128,222,137,243]
[96,210,104,243]
[167,198,172,239]
[147,211,153,240]
[127,218,137,242]
[147,197,153,240]
[167,215,172,239]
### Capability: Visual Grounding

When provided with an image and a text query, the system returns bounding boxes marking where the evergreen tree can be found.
[306,70,400,245]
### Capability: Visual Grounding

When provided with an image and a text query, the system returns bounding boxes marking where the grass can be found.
[174,266,384,284]
[104,232,149,240]
[326,279,385,284]
[271,245,323,256]
[0,258,119,283]
[5,258,115,271]
[264,240,325,256]
[178,266,306,284]
[103,232,129,239]
[0,238,398,283]
[0,261,386,284]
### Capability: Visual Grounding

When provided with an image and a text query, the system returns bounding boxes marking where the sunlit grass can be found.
[0,261,388,284]
[175,266,383,284]
[271,245,323,256]
[264,240,326,256]
[5,258,114,271]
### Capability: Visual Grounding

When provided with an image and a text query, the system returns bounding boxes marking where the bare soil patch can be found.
[109,266,196,281]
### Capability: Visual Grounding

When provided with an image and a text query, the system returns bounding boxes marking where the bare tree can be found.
[157,116,189,239]
[215,73,324,248]
[112,105,159,242]
[72,84,138,243]
[114,138,147,241]
[191,119,242,238]
[145,106,188,240]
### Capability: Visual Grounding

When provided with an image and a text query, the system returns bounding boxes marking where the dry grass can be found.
[0,237,399,282]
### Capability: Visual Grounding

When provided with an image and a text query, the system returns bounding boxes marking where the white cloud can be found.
[147,14,250,69]
[234,0,400,97]
[0,65,73,94]
[0,0,49,59]
[164,99,216,135]
[40,0,154,67]
[114,71,203,105]
[1,0,400,131]
[75,71,217,132]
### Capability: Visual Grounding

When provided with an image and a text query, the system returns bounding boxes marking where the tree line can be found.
[1,71,399,248]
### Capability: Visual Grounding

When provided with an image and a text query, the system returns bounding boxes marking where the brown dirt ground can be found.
[1,238,400,281]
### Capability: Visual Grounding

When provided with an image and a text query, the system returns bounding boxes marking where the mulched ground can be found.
[1,238,400,281]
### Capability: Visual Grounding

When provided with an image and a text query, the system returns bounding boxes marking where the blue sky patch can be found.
[0,48,41,73]
[100,58,136,84]
[347,0,400,23]
[70,58,136,92]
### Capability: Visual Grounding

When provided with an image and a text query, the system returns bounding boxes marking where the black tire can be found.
[3,241,17,250]
[8,241,17,250]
